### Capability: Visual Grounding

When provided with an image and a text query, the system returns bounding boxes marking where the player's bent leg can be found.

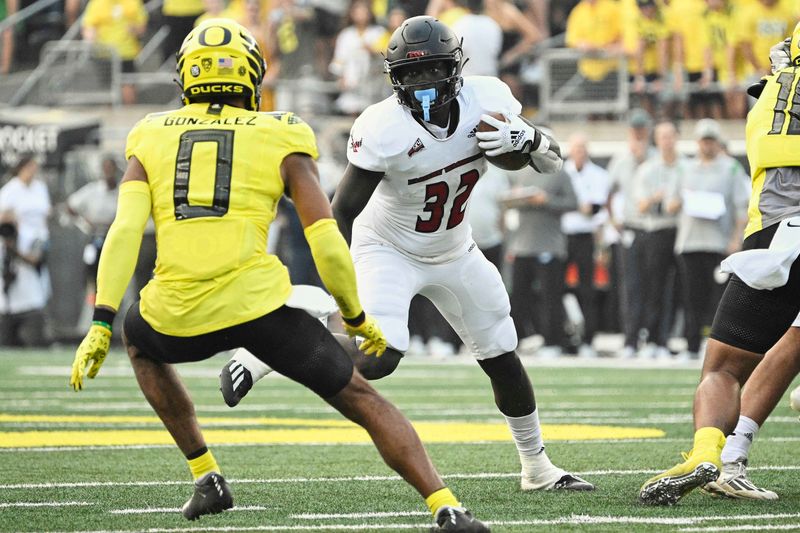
[438,250,592,492]
[325,369,489,532]
[695,339,762,434]
[123,303,233,520]
[478,351,593,492]
[704,326,800,500]
[334,333,403,380]
[125,344,233,520]
[219,285,338,406]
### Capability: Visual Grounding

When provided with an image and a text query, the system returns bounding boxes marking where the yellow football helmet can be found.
[177,18,266,111]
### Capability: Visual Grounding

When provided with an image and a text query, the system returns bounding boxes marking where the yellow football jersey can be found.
[125,103,318,336]
[745,67,800,237]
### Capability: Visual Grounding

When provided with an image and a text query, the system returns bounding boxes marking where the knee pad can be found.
[473,315,518,360]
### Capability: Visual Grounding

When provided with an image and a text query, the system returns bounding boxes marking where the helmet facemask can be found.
[386,52,463,121]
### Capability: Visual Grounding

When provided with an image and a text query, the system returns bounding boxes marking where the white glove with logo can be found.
[770,37,792,74]
[475,113,563,173]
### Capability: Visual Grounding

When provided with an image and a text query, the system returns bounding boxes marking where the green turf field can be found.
[1,348,798,532]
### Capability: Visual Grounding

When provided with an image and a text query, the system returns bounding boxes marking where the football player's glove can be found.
[476,114,563,173]
[343,313,387,357]
[70,323,112,391]
[770,37,792,74]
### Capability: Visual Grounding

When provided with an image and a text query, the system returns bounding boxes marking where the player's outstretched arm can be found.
[331,163,383,245]
[71,156,151,391]
[282,154,386,356]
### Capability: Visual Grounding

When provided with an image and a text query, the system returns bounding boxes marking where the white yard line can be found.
[680,524,800,532]
[3,466,799,490]
[0,501,92,508]
[46,513,800,533]
[2,436,800,453]
[291,511,429,519]
[110,505,267,515]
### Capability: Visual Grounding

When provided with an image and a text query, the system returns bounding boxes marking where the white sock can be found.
[720,415,759,463]
[231,348,273,381]
[504,409,545,467]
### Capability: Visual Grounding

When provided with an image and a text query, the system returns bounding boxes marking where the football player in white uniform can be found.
[221,16,593,509]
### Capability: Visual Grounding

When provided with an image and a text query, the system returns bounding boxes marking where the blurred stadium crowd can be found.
[0,0,791,361]
[1,0,797,115]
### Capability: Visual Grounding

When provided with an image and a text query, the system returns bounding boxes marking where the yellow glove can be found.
[343,313,387,357]
[70,323,112,391]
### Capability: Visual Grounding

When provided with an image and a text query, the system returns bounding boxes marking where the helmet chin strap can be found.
[413,88,437,122]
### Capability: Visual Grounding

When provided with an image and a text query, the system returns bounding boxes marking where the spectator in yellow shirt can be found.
[82,0,148,105]
[737,0,795,75]
[625,0,670,118]
[703,0,744,117]
[565,0,624,82]
[662,0,708,118]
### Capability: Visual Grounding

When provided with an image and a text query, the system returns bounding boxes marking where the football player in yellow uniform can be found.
[69,19,488,531]
[640,23,800,506]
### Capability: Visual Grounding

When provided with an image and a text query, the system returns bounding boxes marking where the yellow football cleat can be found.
[640,445,723,506]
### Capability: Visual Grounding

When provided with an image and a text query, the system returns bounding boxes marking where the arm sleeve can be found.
[95,181,152,311]
[304,218,363,320]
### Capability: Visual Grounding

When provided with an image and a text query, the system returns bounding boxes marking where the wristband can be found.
[342,311,366,327]
[92,307,116,330]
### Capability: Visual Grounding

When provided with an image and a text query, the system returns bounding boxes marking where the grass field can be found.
[1,348,799,532]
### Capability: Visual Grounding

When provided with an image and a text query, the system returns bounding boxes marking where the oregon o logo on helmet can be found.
[188,85,244,95]
[198,26,232,47]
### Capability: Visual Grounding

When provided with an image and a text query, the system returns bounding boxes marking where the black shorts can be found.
[123,301,354,398]
[121,60,136,74]
[709,223,800,354]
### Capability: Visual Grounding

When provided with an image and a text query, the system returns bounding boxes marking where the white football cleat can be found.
[702,459,778,500]
[790,385,800,412]
[520,452,594,491]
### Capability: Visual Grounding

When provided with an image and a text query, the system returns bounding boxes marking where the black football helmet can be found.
[384,16,464,119]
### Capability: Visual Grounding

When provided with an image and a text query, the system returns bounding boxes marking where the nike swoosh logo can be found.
[787,221,800,227]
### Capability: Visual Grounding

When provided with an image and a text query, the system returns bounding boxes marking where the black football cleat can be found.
[181,472,233,520]
[431,507,490,532]
[220,360,253,408]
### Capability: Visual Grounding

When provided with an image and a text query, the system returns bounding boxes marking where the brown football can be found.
[477,112,531,171]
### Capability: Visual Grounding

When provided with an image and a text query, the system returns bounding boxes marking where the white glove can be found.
[770,37,792,74]
[475,113,563,173]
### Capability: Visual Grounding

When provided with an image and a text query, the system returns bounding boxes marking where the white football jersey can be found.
[347,76,522,262]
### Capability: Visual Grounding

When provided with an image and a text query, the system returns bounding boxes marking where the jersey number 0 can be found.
[173,129,234,220]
